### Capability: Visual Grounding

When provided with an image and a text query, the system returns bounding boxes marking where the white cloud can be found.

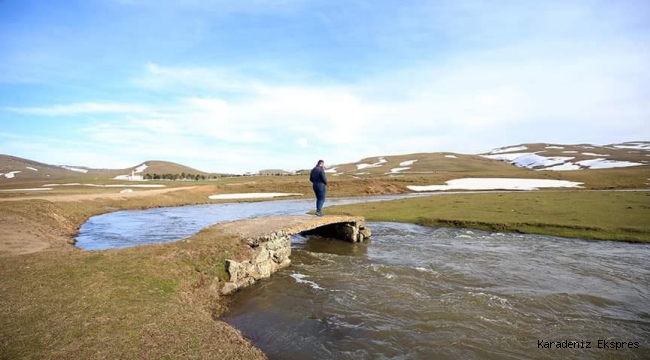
[4,25,650,173]
[7,102,151,116]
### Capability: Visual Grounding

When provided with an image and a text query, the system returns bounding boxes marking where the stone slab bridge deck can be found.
[215,215,371,294]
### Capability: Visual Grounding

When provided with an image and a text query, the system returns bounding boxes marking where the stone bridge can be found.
[216,215,371,294]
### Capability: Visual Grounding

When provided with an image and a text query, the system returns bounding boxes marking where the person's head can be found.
[317,160,324,168]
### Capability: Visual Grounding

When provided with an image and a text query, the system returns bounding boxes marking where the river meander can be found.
[76,196,650,359]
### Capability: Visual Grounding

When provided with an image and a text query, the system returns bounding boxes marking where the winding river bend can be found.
[77,196,650,359]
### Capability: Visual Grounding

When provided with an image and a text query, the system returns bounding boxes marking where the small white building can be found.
[113,170,144,181]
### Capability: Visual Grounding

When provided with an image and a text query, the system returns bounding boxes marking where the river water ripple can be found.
[76,197,650,359]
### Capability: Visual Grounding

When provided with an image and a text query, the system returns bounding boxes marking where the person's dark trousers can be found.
[313,183,326,215]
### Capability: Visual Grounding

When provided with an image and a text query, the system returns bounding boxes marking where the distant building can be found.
[113,170,144,181]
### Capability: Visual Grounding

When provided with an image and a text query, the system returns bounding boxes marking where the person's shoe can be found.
[316,212,323,217]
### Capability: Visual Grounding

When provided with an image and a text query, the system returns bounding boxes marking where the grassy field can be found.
[325,190,650,242]
[0,225,266,359]
[1,170,649,358]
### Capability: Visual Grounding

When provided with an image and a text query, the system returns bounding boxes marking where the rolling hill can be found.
[318,141,649,177]
[2,140,648,187]
[0,155,213,183]
[481,141,649,171]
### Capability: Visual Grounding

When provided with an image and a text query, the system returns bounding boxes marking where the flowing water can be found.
[76,197,650,359]
[223,223,650,359]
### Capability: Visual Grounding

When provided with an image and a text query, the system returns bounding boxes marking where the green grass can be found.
[0,227,264,360]
[325,191,650,242]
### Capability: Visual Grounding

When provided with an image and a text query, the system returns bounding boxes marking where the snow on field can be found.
[42,183,166,188]
[545,146,564,149]
[613,143,650,150]
[482,150,646,171]
[2,171,21,179]
[0,188,53,192]
[61,165,88,173]
[357,157,386,170]
[325,167,338,173]
[208,193,302,200]
[562,151,578,154]
[482,152,534,161]
[399,160,418,166]
[120,189,133,193]
[582,152,610,157]
[134,163,148,173]
[489,145,528,154]
[511,154,574,168]
[545,163,581,171]
[445,155,457,158]
[575,158,645,169]
[390,167,410,173]
[407,178,583,191]
[26,167,38,171]
[582,146,595,149]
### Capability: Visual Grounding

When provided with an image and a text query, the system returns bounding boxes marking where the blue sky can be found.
[1,0,648,173]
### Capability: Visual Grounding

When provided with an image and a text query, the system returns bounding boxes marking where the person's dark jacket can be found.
[309,166,328,185]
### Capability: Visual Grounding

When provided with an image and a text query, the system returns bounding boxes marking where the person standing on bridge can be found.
[310,159,328,216]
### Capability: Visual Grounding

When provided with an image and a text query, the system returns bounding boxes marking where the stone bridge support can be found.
[216,216,371,294]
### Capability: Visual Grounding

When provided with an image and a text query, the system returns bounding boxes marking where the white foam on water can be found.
[290,273,324,290]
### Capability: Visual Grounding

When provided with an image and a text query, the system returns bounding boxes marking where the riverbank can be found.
[0,223,267,359]
[1,187,648,358]
[0,186,271,359]
[326,190,650,242]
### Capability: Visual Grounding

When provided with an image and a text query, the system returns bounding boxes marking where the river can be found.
[76,196,650,359]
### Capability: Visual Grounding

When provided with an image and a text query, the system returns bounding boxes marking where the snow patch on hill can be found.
[613,143,650,150]
[575,158,644,169]
[545,163,581,171]
[61,165,88,173]
[399,160,418,166]
[26,166,38,171]
[511,154,574,168]
[408,178,583,191]
[356,157,386,170]
[483,151,646,171]
[389,167,410,173]
[2,171,21,179]
[488,146,528,154]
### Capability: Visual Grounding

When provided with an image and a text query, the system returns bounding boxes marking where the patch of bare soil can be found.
[362,184,403,195]
[0,186,196,202]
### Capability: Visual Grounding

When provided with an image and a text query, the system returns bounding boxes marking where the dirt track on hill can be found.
[0,186,197,202]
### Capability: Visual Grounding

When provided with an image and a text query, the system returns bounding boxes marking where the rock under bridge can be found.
[216,215,371,294]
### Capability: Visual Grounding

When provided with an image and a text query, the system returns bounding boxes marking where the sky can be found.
[1,0,648,173]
